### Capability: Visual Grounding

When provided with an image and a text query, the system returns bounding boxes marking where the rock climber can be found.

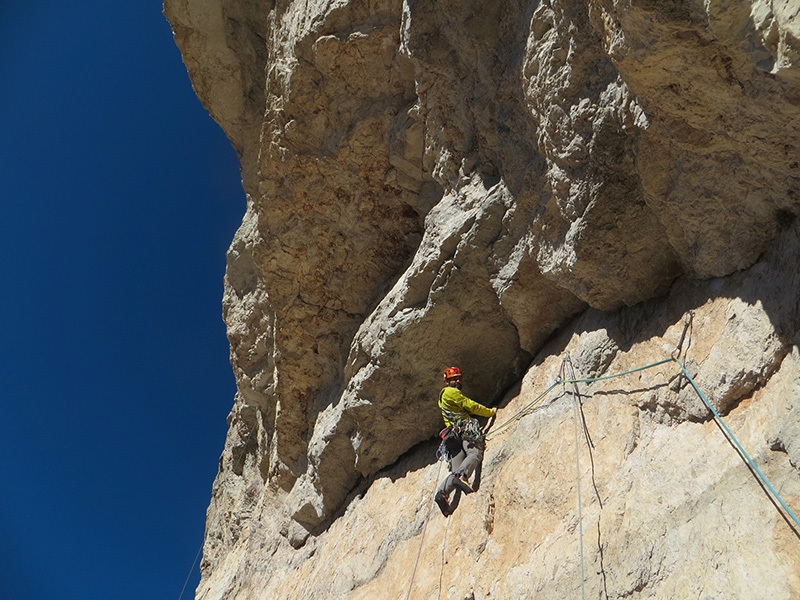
[435,366,496,517]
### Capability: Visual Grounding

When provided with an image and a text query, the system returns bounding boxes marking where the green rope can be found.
[486,358,673,440]
[485,381,560,440]
[485,353,800,532]
[671,357,800,531]
[564,357,675,384]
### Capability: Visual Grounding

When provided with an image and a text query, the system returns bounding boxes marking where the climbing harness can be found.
[436,427,462,466]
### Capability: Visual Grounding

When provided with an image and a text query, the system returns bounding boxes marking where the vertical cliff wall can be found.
[164,0,800,597]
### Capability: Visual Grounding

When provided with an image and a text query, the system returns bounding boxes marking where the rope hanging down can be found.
[407,316,798,598]
[486,350,800,532]
[177,544,203,600]
[486,310,692,440]
[672,356,800,530]
[563,354,587,600]
[405,457,446,600]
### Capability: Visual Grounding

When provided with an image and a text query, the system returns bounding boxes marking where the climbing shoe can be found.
[453,475,474,495]
[435,492,452,517]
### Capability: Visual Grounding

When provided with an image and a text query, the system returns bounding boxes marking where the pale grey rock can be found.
[163,0,800,596]
[591,0,800,277]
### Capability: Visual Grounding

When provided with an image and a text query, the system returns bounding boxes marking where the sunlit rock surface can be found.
[164,0,800,597]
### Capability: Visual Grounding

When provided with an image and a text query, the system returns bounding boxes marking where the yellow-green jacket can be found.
[438,386,494,427]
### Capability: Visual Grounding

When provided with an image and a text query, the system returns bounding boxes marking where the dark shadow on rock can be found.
[472,460,483,493]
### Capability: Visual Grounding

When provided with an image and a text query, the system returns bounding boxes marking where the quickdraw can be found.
[455,417,485,442]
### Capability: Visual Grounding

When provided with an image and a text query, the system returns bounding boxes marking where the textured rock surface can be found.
[163,0,800,597]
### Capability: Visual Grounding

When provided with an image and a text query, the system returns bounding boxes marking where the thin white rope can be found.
[565,354,587,600]
[177,543,203,600]
[405,458,446,600]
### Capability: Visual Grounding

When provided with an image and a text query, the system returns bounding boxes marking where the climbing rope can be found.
[671,310,694,359]
[485,381,560,440]
[487,348,800,531]
[405,457,446,600]
[672,356,800,530]
[177,543,202,600]
[407,313,800,598]
[486,358,674,441]
[564,354,587,600]
[436,514,451,600]
[564,357,675,385]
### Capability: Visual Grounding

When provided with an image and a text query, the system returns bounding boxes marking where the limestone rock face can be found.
[164,0,800,597]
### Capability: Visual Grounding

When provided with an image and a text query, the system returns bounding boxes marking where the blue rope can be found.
[488,354,800,532]
[671,357,800,530]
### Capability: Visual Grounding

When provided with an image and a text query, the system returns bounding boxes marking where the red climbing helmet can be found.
[443,366,462,381]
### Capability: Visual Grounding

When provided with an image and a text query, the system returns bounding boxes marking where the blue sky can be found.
[1,2,243,598]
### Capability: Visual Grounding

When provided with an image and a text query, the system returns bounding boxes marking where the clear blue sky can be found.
[1,2,242,599]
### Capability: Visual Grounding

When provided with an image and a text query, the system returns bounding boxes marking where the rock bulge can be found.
[165,0,800,596]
